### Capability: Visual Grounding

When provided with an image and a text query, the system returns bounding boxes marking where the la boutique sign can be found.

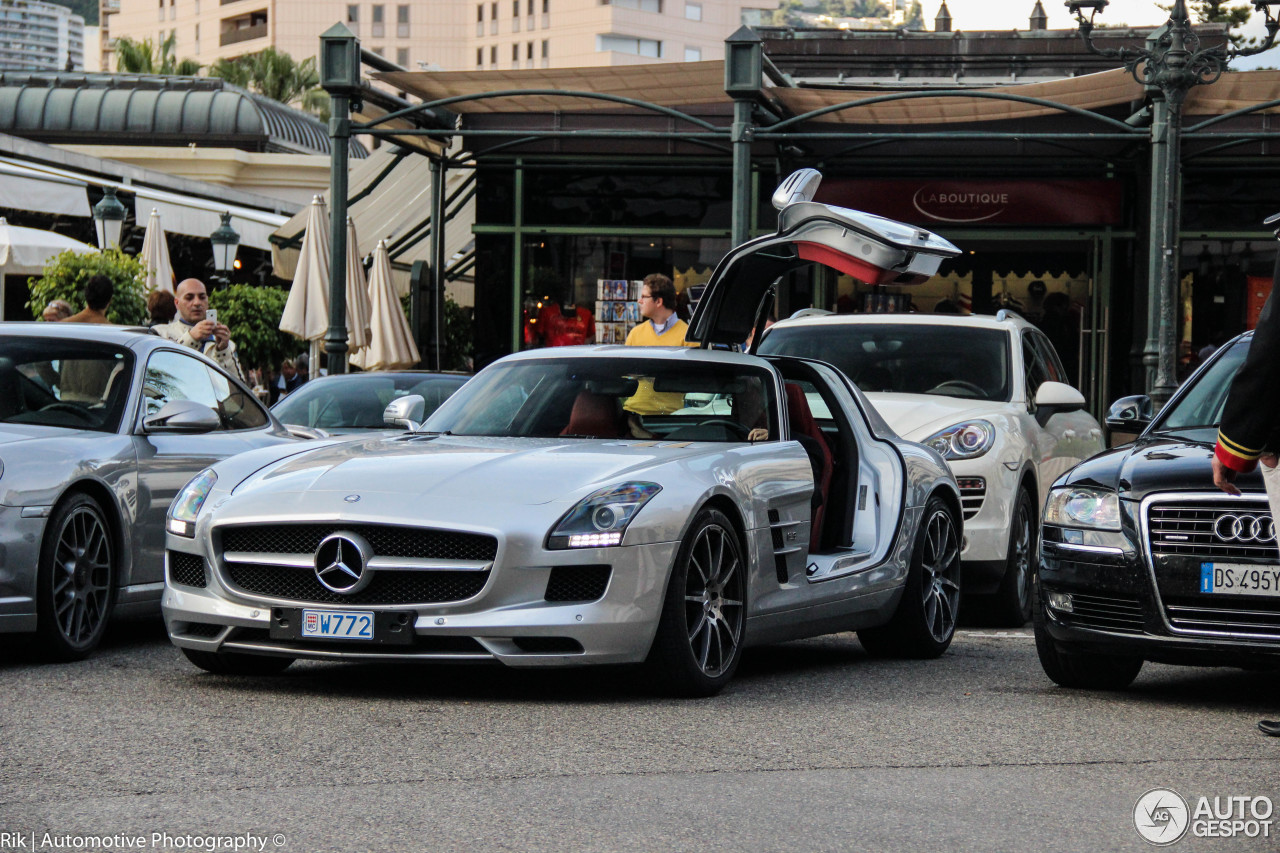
[816,179,1124,227]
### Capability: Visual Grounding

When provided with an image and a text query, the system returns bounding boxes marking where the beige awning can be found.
[374,61,732,114]
[271,145,475,294]
[1184,70,1280,116]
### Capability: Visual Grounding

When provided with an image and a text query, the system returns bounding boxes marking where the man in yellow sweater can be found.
[623,273,694,423]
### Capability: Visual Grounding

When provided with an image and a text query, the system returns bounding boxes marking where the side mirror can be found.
[384,394,426,431]
[1104,394,1153,447]
[1032,381,1086,427]
[144,399,220,433]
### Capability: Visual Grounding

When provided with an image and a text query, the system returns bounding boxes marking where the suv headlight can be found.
[167,469,217,537]
[1044,486,1121,531]
[922,420,995,460]
[547,482,661,549]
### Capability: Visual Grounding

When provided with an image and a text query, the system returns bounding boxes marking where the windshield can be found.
[425,357,776,442]
[0,336,134,432]
[759,322,1012,402]
[1157,338,1250,431]
[273,374,468,429]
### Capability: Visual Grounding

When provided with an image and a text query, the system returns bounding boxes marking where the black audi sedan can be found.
[1035,331,1278,689]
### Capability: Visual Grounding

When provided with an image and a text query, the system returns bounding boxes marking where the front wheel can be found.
[859,496,961,659]
[36,493,117,661]
[181,648,295,676]
[646,508,746,697]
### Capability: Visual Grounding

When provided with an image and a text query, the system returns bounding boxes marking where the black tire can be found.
[646,508,746,697]
[35,493,117,661]
[181,648,295,676]
[993,488,1036,627]
[1033,579,1142,690]
[859,496,961,659]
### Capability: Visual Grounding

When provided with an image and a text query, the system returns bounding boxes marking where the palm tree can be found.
[114,33,201,75]
[206,48,329,119]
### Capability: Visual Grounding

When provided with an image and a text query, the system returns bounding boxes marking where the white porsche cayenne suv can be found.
[759,310,1104,625]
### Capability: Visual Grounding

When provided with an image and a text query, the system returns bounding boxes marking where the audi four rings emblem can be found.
[1213,513,1276,543]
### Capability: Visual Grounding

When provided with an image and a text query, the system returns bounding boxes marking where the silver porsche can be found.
[0,323,297,660]
[163,170,967,696]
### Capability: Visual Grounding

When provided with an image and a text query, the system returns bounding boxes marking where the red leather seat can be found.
[561,391,621,438]
[784,382,833,553]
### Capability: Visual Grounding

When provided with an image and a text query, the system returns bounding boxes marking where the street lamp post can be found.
[1067,0,1280,408]
[210,211,240,288]
[92,186,126,250]
[320,23,362,375]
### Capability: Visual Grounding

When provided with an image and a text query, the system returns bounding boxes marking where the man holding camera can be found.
[154,277,245,381]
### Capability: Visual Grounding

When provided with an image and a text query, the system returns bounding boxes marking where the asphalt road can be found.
[2,621,1278,853]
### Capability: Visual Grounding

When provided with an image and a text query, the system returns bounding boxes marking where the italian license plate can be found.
[301,609,374,640]
[1200,563,1280,597]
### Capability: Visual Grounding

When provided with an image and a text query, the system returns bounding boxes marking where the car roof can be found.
[0,321,158,343]
[499,344,773,370]
[767,309,1035,335]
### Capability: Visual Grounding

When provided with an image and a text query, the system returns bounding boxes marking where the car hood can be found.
[862,393,1002,440]
[1058,428,1266,500]
[232,433,721,505]
[0,423,98,447]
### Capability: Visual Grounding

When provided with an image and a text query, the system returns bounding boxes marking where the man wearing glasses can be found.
[625,274,689,347]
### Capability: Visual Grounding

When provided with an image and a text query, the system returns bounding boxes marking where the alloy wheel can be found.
[920,508,961,642]
[1011,504,1033,614]
[682,522,745,677]
[51,505,113,648]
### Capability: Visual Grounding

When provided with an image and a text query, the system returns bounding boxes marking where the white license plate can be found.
[1200,563,1280,597]
[301,609,374,640]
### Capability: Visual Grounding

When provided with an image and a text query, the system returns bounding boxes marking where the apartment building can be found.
[101,0,778,73]
[0,0,85,71]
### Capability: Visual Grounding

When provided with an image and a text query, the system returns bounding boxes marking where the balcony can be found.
[221,21,267,45]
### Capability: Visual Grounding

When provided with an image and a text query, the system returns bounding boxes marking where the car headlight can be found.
[167,469,217,537]
[922,421,995,460]
[547,482,662,549]
[1044,486,1121,531]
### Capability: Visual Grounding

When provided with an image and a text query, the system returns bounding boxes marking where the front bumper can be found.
[162,532,680,668]
[1038,536,1280,669]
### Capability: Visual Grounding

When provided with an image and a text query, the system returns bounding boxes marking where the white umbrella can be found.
[0,217,97,321]
[139,208,175,293]
[279,196,331,370]
[352,240,420,371]
[344,216,372,354]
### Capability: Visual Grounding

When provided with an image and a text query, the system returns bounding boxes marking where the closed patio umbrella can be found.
[279,196,330,370]
[344,216,372,355]
[139,208,175,293]
[352,240,420,371]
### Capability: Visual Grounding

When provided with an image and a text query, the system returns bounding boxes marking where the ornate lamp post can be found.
[92,186,126,250]
[1066,0,1280,408]
[210,211,240,287]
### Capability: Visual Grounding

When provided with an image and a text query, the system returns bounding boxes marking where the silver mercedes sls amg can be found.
[163,170,967,695]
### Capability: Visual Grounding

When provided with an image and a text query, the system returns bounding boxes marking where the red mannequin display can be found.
[537,302,595,347]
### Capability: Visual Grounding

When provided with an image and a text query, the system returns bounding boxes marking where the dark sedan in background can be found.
[271,371,468,435]
[1036,332,1278,688]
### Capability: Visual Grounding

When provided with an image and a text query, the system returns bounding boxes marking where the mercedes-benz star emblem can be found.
[1213,513,1276,544]
[314,532,375,594]
[344,494,361,503]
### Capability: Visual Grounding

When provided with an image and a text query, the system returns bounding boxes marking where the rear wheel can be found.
[181,648,295,676]
[1033,579,1142,690]
[36,493,116,661]
[993,488,1036,627]
[646,508,746,697]
[859,495,961,659]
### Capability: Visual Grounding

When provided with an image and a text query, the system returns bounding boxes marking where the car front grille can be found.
[220,524,498,562]
[956,477,985,520]
[545,565,611,602]
[168,551,207,588]
[1066,592,1145,635]
[1163,597,1280,640]
[1147,501,1277,562]
[223,563,488,605]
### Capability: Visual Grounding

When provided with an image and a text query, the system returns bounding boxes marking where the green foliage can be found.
[399,292,474,372]
[1159,1,1256,46]
[50,0,97,25]
[27,249,148,325]
[207,284,297,373]
[770,0,891,26]
[905,0,924,30]
[114,34,201,75]
[206,48,329,118]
